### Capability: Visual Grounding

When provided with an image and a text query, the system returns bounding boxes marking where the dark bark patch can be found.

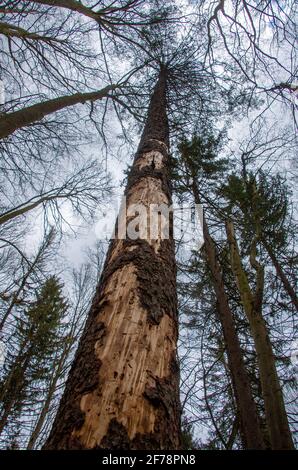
[100,238,177,326]
[144,365,180,421]
[99,415,181,450]
[44,320,106,449]
[100,419,131,449]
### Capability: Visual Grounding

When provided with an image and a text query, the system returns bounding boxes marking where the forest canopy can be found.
[0,0,297,452]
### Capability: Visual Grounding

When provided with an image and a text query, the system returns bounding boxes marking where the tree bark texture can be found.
[44,69,181,450]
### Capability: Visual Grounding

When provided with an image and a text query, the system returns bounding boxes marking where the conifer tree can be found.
[220,169,296,449]
[0,276,68,439]
[173,132,265,449]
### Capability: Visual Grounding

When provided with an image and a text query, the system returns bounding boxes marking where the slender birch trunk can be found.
[188,178,264,449]
[225,219,294,450]
[44,68,181,449]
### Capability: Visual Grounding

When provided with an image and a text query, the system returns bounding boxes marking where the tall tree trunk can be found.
[189,179,264,449]
[225,220,294,450]
[262,239,298,311]
[44,68,181,450]
[241,171,297,312]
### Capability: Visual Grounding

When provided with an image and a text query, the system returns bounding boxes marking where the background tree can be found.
[0,275,68,440]
[174,125,297,448]
[172,132,265,449]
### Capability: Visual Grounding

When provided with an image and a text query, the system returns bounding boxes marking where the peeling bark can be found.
[44,68,181,450]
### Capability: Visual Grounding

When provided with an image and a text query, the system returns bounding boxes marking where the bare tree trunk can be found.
[262,239,298,311]
[0,85,116,139]
[0,349,31,435]
[44,68,181,450]
[189,179,264,449]
[27,346,69,449]
[225,220,294,450]
[0,229,54,331]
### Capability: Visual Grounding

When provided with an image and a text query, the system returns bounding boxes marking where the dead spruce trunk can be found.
[189,179,264,449]
[44,68,181,450]
[225,220,294,450]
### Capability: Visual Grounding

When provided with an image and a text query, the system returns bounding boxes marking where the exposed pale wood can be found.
[44,67,180,450]
[73,264,177,447]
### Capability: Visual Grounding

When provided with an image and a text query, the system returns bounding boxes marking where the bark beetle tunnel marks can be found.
[100,238,177,326]
[44,70,181,450]
[126,165,172,205]
[44,318,106,449]
[126,143,172,203]
[45,237,178,449]
[99,359,180,450]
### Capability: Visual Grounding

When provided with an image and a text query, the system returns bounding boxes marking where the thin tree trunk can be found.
[0,398,15,436]
[27,345,70,449]
[226,416,239,450]
[0,275,31,331]
[0,230,54,331]
[189,179,264,449]
[28,282,88,449]
[0,85,116,139]
[44,68,181,450]
[225,219,294,450]
[262,239,298,311]
[0,350,31,435]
